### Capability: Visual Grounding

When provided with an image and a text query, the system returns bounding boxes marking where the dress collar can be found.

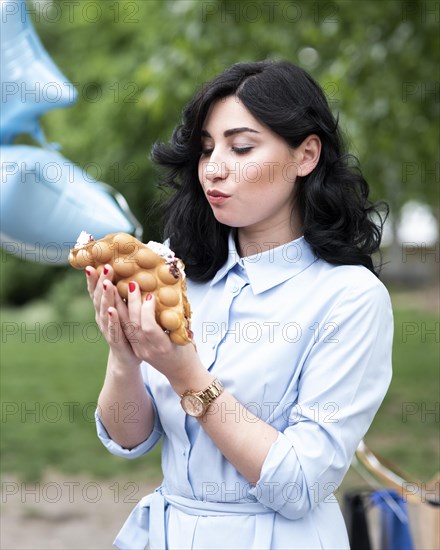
[210,231,318,294]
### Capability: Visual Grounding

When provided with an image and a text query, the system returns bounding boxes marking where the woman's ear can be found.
[297,134,321,177]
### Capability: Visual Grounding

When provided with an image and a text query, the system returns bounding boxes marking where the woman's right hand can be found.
[87,264,156,449]
[85,263,141,370]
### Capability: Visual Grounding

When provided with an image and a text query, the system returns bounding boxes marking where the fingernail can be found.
[108,309,113,317]
[85,268,91,276]
[103,265,110,275]
[129,282,136,293]
[103,282,108,291]
[145,293,152,301]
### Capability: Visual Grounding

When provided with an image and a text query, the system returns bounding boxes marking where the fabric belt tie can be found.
[114,486,276,550]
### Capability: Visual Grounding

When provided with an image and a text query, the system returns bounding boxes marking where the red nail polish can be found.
[103,282,108,290]
[129,282,136,293]
[85,268,91,276]
[103,265,109,275]
[145,293,152,301]
[108,310,113,317]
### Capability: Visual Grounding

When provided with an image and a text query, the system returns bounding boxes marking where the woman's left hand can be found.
[113,280,211,395]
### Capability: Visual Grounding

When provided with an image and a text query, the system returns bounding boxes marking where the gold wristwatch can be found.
[180,378,224,417]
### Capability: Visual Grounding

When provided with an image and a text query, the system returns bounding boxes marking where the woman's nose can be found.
[204,150,228,181]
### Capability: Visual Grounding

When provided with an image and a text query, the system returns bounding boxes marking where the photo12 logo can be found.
[1,1,140,24]
[200,2,340,24]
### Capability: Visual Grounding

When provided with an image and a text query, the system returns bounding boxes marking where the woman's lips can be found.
[206,189,230,205]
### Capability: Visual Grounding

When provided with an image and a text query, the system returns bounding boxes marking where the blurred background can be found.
[1,0,438,548]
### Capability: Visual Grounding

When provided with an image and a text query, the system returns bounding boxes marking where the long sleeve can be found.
[95,365,164,459]
[249,279,393,519]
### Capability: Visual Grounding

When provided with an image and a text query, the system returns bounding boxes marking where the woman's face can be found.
[198,95,303,239]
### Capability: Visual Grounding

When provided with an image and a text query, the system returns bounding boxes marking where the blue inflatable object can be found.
[0,0,77,144]
[0,0,143,264]
[0,145,142,264]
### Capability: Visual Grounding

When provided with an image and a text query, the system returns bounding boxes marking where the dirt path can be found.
[1,471,161,549]
[390,283,440,314]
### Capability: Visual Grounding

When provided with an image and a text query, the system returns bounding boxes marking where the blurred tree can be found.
[35,0,439,221]
[3,0,438,303]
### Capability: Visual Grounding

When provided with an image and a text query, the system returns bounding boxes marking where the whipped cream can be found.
[146,240,175,260]
[147,240,185,279]
[74,231,94,249]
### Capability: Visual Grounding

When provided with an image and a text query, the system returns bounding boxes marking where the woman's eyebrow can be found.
[201,127,260,138]
[224,127,260,137]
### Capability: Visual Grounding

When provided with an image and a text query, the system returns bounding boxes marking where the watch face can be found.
[181,394,204,417]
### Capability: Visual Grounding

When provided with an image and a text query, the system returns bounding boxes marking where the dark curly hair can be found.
[151,60,387,280]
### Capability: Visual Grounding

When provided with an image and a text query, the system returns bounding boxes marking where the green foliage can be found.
[0,249,65,306]
[30,0,438,220]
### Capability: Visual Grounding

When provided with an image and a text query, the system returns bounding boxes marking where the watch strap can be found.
[193,378,224,402]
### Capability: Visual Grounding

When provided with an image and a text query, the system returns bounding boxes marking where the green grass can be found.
[1,294,438,482]
[362,305,439,481]
[1,297,162,482]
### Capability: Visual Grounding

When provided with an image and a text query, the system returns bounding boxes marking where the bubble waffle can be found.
[69,232,193,346]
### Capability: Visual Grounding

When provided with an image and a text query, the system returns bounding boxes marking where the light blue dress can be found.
[96,233,393,549]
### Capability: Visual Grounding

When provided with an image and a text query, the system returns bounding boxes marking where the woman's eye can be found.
[200,146,253,157]
[232,147,253,155]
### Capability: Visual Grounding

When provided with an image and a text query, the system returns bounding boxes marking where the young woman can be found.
[86,60,393,549]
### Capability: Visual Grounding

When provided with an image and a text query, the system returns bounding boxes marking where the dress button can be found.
[231,285,239,293]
